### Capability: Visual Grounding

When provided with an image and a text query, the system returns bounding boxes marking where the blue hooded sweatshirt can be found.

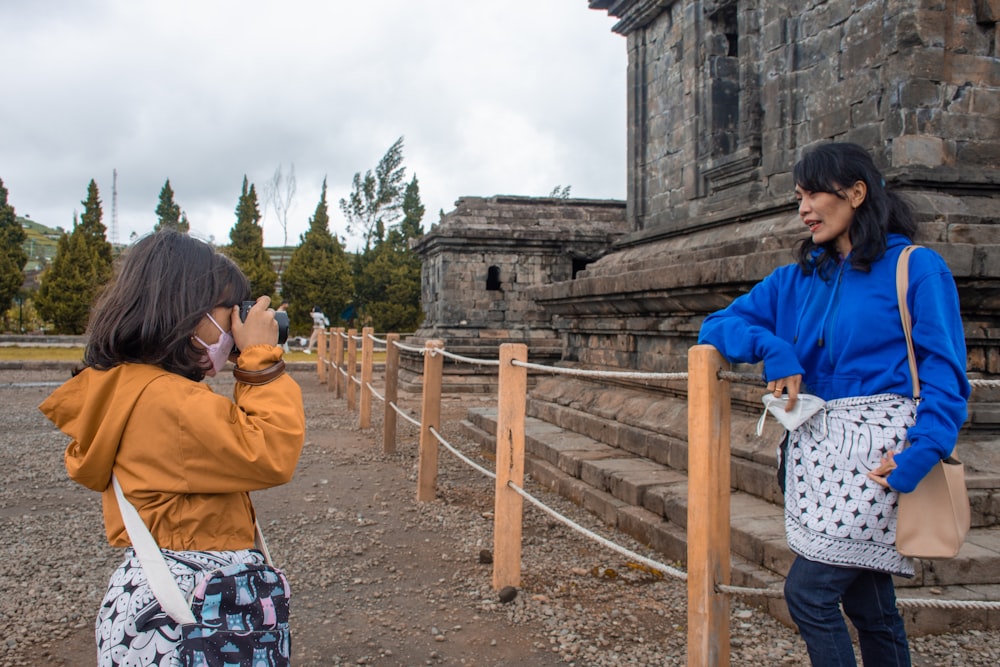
[698,233,970,493]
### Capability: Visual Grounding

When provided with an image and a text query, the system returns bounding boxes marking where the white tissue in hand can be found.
[759,393,825,432]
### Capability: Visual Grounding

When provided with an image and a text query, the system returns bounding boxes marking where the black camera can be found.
[235,300,289,352]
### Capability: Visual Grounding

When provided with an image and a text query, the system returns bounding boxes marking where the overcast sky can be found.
[1,1,626,250]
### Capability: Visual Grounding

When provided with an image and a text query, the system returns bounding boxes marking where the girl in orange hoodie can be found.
[40,229,305,666]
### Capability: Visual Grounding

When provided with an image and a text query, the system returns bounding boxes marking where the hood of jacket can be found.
[39,364,170,493]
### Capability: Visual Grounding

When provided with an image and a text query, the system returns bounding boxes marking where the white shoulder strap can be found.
[111,475,196,625]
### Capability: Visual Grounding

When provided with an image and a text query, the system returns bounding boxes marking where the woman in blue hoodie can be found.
[699,142,969,666]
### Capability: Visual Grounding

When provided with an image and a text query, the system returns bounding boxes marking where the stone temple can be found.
[410,0,1000,632]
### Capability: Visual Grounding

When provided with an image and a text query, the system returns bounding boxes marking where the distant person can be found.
[39,230,305,665]
[278,301,290,352]
[305,306,329,354]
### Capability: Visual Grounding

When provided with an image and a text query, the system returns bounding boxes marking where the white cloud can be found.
[0,1,626,249]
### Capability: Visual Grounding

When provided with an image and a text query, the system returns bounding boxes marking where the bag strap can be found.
[111,475,274,625]
[111,475,197,625]
[895,245,921,402]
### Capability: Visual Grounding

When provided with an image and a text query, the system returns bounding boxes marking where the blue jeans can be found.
[784,556,911,667]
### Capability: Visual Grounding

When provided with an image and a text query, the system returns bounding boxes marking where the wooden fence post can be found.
[346,329,358,411]
[332,328,345,397]
[417,340,444,502]
[317,325,327,383]
[383,333,400,455]
[493,344,527,590]
[316,329,330,389]
[359,327,374,429]
[687,344,732,667]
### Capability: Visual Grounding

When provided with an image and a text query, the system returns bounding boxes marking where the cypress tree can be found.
[36,181,115,334]
[281,179,354,333]
[154,179,188,232]
[0,178,28,313]
[226,176,277,299]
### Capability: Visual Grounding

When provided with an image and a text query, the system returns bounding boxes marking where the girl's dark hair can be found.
[793,142,917,276]
[83,230,251,380]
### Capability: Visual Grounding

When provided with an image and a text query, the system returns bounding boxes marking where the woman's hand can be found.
[867,451,897,489]
[766,374,802,411]
[230,296,279,353]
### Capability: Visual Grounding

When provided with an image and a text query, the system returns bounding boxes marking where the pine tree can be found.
[154,179,188,232]
[77,179,113,285]
[225,176,277,299]
[399,176,425,241]
[0,178,28,313]
[339,136,406,252]
[281,179,354,333]
[36,220,101,334]
[355,227,423,332]
[36,181,115,334]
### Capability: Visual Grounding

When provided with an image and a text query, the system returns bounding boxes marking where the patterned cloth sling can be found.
[783,394,916,577]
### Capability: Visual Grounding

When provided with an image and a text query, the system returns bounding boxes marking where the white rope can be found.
[970,378,1000,388]
[511,359,686,382]
[506,480,687,582]
[717,583,784,599]
[392,340,427,354]
[390,401,421,427]
[369,333,387,345]
[429,426,497,480]
[896,597,1000,610]
[351,375,361,386]
[435,348,501,366]
[367,383,385,403]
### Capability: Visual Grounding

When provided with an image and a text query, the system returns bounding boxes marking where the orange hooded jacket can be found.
[39,345,305,551]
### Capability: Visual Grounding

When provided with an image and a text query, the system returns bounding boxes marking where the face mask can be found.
[194,313,233,377]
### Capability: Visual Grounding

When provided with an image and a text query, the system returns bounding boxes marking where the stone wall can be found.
[538,0,1000,427]
[405,196,628,390]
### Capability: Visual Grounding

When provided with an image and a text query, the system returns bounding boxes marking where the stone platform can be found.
[459,375,1000,636]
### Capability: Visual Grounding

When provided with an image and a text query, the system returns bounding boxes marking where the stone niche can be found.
[405,195,627,391]
[531,0,1000,425]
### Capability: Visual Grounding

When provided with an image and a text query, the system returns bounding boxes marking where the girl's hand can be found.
[230,296,278,353]
[766,374,802,411]
[867,451,897,489]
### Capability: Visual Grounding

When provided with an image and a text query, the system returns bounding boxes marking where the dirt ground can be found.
[15,367,586,666]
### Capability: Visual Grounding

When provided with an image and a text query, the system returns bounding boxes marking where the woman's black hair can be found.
[83,229,251,380]
[793,142,917,277]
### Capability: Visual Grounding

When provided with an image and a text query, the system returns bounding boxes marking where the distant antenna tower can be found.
[111,168,119,246]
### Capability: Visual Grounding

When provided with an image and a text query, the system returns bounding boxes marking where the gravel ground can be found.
[1,366,997,666]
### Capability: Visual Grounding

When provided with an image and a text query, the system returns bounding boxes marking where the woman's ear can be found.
[848,180,868,209]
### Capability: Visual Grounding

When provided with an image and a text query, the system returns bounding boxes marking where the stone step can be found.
[528,377,1000,527]
[461,407,1000,635]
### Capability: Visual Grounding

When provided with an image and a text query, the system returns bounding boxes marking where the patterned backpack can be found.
[112,476,291,666]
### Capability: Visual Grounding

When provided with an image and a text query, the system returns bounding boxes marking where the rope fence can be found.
[314,327,1000,666]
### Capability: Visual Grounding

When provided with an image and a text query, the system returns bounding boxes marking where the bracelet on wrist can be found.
[232,360,286,386]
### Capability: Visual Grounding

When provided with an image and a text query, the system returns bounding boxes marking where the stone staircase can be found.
[458,375,1000,635]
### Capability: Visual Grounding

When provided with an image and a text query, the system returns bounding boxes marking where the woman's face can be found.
[795,180,867,258]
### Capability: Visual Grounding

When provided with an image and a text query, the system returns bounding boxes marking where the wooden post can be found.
[317,325,327,383]
[383,333,400,455]
[687,344,732,667]
[332,328,345,398]
[359,327,374,429]
[416,340,444,502]
[346,328,358,411]
[493,344,527,590]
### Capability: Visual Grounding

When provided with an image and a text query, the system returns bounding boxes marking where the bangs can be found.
[793,152,845,195]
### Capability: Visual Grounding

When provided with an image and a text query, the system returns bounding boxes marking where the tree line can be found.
[0,137,425,337]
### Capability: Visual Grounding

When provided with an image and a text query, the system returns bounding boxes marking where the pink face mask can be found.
[194,313,234,377]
